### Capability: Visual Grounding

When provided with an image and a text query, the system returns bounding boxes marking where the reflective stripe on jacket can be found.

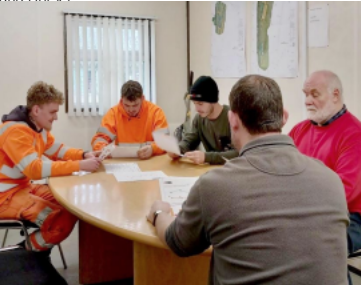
[0,121,83,203]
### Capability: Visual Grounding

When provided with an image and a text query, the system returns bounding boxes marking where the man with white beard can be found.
[289,70,361,257]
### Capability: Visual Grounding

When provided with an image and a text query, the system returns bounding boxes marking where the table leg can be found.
[133,241,210,285]
[79,221,133,284]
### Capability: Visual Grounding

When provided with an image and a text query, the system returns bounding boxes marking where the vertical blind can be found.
[64,13,156,116]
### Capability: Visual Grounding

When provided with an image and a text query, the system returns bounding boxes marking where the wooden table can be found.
[49,155,216,285]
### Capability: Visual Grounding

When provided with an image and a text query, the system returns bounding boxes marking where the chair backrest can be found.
[0,219,38,250]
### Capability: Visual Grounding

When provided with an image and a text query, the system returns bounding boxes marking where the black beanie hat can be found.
[190,76,219,103]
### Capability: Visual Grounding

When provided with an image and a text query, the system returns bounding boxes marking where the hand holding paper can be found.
[137,145,153,159]
[167,152,181,159]
[99,144,115,160]
[152,129,183,156]
[184,151,206,164]
[159,177,199,215]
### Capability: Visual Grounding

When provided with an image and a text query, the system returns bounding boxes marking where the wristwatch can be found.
[153,210,163,226]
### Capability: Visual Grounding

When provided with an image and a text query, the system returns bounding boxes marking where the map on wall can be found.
[251,1,298,78]
[211,1,246,78]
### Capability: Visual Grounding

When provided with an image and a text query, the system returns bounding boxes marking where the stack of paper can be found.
[159,177,199,215]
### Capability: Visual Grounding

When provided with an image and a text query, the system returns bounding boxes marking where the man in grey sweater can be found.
[148,75,349,285]
[168,76,238,165]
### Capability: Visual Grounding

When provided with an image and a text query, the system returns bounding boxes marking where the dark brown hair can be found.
[121,80,143,101]
[27,81,64,110]
[229,75,283,135]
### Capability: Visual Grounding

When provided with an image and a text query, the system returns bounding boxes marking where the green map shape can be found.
[212,1,227,35]
[257,1,274,70]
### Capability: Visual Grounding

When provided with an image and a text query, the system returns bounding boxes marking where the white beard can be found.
[307,101,337,124]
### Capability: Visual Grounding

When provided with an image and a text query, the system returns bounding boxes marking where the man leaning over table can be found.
[148,74,349,285]
[0,81,101,253]
[91,80,169,160]
[168,75,238,165]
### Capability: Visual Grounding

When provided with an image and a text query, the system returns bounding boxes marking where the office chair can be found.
[348,250,361,277]
[0,219,67,269]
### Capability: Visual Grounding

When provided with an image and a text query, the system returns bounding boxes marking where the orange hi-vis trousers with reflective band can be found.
[0,184,77,251]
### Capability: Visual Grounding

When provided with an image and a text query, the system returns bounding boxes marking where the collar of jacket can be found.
[1,105,42,133]
[239,134,296,157]
[310,104,347,126]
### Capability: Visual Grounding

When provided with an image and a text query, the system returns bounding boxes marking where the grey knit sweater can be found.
[166,134,349,285]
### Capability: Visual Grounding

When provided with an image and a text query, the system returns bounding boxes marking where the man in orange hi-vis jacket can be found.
[0,81,101,252]
[91,80,169,159]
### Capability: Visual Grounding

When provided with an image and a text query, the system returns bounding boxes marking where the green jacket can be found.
[179,105,238,165]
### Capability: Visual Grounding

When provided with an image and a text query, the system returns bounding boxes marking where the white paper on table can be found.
[104,163,141,174]
[72,171,91,176]
[113,171,167,182]
[159,177,199,215]
[111,146,139,158]
[31,178,48,185]
[152,130,183,156]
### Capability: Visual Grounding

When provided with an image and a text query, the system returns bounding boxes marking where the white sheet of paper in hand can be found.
[159,177,199,215]
[111,146,139,158]
[99,144,115,160]
[152,130,183,156]
[113,171,167,182]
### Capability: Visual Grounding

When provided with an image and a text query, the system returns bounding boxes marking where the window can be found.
[64,13,156,116]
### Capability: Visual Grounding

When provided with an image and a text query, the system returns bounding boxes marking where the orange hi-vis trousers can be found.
[0,184,77,251]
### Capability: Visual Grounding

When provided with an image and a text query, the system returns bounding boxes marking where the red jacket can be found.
[289,111,361,213]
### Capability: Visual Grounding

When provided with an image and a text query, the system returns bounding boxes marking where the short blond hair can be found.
[27,81,64,110]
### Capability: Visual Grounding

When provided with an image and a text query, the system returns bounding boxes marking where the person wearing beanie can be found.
[168,76,238,165]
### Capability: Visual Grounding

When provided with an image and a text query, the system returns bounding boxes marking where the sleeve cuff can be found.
[165,221,192,257]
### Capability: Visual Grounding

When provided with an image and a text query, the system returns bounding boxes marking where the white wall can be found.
[189,1,361,133]
[1,1,360,148]
[307,2,361,118]
[0,2,187,149]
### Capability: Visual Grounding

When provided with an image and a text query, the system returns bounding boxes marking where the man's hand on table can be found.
[184,151,206,165]
[138,145,153,160]
[147,200,172,225]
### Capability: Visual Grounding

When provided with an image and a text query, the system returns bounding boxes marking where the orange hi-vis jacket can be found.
[0,121,83,205]
[91,100,169,154]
